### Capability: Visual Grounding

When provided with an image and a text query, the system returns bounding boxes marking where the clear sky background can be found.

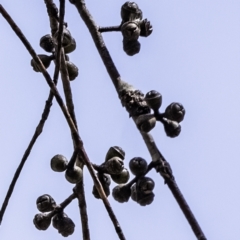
[0,0,240,239]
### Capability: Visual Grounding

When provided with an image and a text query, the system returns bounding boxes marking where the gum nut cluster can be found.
[31,28,79,80]
[50,154,83,184]
[105,146,130,184]
[92,173,111,199]
[33,194,56,231]
[120,2,152,56]
[145,90,186,138]
[131,177,155,206]
[52,212,75,237]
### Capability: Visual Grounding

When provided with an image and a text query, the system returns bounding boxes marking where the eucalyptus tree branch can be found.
[0,5,126,240]
[70,1,207,239]
[44,1,90,239]
[0,2,64,225]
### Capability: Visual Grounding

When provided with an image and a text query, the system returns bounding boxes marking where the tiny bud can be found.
[129,157,148,176]
[111,168,130,184]
[104,157,124,175]
[112,184,131,203]
[50,154,68,172]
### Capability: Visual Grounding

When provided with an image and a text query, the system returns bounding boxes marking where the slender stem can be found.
[98,25,121,33]
[60,193,77,209]
[67,149,78,170]
[0,5,125,240]
[70,1,207,239]
[45,1,90,239]
[0,3,62,224]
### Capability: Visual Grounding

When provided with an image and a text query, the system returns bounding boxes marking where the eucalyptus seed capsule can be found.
[40,34,55,53]
[66,61,79,81]
[105,157,124,175]
[65,166,83,184]
[33,213,51,230]
[111,168,130,184]
[36,194,56,212]
[51,154,68,172]
[164,102,185,123]
[144,90,162,111]
[105,146,125,162]
[129,157,148,176]
[112,184,131,203]
[163,118,181,138]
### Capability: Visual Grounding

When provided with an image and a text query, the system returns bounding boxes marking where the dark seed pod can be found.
[50,154,68,172]
[36,194,56,212]
[54,28,73,48]
[163,118,181,138]
[66,61,79,81]
[164,102,185,123]
[123,39,141,56]
[31,54,54,72]
[52,212,75,237]
[137,176,155,194]
[33,213,51,230]
[105,146,125,162]
[64,37,76,54]
[131,184,137,202]
[129,157,148,176]
[144,90,162,111]
[104,157,124,175]
[92,173,111,199]
[140,19,153,37]
[112,184,131,203]
[121,21,141,41]
[137,192,155,206]
[65,166,83,184]
[121,1,142,22]
[136,114,156,133]
[111,168,130,184]
[40,34,55,52]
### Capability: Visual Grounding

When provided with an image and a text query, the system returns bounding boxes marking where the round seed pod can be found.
[144,90,162,112]
[64,37,76,54]
[105,146,125,162]
[52,212,75,237]
[111,168,130,184]
[92,173,111,199]
[33,213,51,230]
[40,34,55,52]
[121,2,142,22]
[137,176,155,194]
[54,28,73,48]
[121,21,140,41]
[164,102,185,123]
[112,184,131,203]
[129,157,148,176]
[123,39,141,56]
[66,61,79,81]
[50,154,68,172]
[65,166,83,184]
[137,192,155,206]
[31,54,53,72]
[104,157,124,175]
[139,19,153,37]
[36,194,56,212]
[163,118,181,138]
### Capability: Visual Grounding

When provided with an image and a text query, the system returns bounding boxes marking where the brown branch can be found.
[69,1,207,239]
[0,5,126,240]
[44,1,90,239]
[98,25,121,33]
[0,3,63,224]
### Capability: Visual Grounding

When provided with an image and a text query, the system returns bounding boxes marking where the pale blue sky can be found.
[0,1,240,239]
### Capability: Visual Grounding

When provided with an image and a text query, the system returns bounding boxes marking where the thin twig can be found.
[0,5,62,224]
[44,1,90,239]
[0,5,126,240]
[98,25,121,33]
[70,1,207,239]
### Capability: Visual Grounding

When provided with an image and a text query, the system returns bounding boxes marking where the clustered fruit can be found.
[120,1,153,56]
[134,90,185,137]
[31,27,78,80]
[33,194,75,237]
[51,154,83,184]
